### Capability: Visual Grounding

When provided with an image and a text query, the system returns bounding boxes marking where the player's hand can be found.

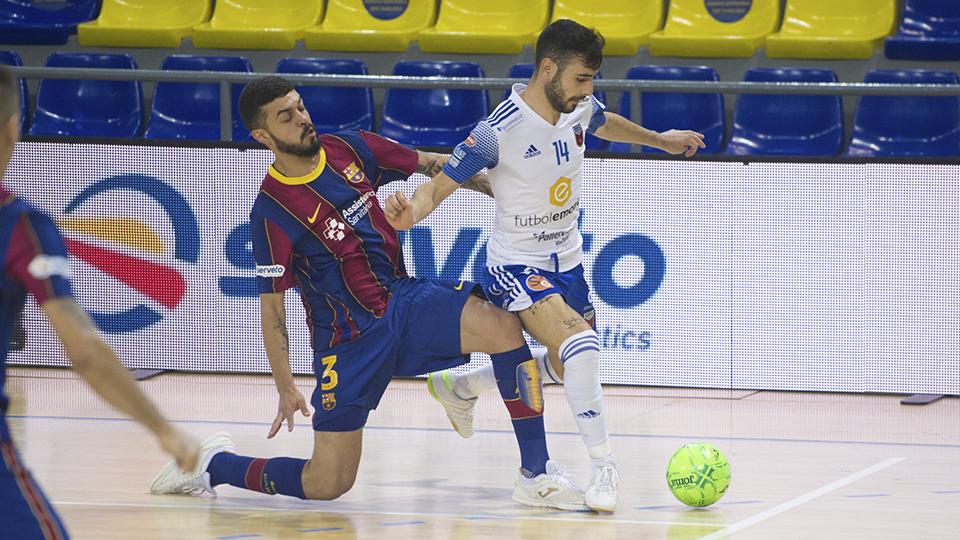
[157,427,200,473]
[657,130,706,157]
[269,385,311,438]
[385,191,415,231]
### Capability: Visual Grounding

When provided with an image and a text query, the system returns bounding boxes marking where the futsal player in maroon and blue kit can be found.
[150,76,588,509]
[0,67,199,540]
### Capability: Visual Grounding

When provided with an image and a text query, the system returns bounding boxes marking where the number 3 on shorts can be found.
[320,355,339,391]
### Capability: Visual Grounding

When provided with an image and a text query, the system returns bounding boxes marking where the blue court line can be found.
[634,504,679,511]
[380,520,426,527]
[298,528,342,533]
[844,493,890,498]
[717,499,764,506]
[6,413,960,449]
[932,490,960,495]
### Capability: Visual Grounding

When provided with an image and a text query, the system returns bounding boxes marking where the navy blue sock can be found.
[208,453,307,499]
[491,345,550,476]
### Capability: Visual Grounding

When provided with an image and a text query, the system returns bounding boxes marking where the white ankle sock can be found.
[453,363,498,399]
[533,348,563,384]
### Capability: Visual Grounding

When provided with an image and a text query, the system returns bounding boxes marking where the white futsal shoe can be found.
[150,431,235,497]
[513,460,589,511]
[585,461,620,512]
[427,369,476,438]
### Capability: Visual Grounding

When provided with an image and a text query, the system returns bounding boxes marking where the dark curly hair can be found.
[238,76,295,131]
[535,19,605,73]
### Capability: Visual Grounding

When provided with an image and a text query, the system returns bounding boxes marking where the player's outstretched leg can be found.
[519,295,620,513]
[152,429,361,501]
[457,296,587,511]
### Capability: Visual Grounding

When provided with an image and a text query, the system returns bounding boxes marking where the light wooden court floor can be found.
[4,367,959,539]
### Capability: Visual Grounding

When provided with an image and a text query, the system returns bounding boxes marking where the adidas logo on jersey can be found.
[523,144,541,159]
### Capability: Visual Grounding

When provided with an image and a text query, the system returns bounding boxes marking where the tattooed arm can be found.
[416,150,492,198]
[42,297,199,470]
[260,292,310,437]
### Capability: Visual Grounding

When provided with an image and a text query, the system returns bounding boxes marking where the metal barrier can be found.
[10,66,960,141]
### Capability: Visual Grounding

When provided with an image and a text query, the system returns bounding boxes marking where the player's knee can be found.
[486,305,525,349]
[301,466,356,501]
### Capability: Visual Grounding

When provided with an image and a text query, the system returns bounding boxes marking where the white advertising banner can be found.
[5,142,958,394]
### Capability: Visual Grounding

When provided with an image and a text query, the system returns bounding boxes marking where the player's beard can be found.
[269,124,321,158]
[544,72,580,114]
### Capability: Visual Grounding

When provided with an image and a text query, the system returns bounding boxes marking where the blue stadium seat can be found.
[380,61,489,147]
[727,68,843,156]
[504,63,609,150]
[29,53,142,138]
[0,50,28,133]
[611,66,725,154]
[847,69,960,157]
[504,63,534,101]
[885,0,960,61]
[276,58,373,133]
[145,55,252,141]
[0,0,99,45]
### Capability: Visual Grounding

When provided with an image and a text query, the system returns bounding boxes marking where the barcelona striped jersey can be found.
[0,186,73,439]
[251,131,418,351]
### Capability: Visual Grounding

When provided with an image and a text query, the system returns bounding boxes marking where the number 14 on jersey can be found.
[552,140,570,165]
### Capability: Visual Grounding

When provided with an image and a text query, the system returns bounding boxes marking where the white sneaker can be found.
[585,461,620,512]
[427,369,476,438]
[513,460,589,511]
[150,431,235,497]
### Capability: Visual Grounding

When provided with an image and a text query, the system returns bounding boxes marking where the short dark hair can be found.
[238,76,295,131]
[0,66,18,124]
[535,19,605,74]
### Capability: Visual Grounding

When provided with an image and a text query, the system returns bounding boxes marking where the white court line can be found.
[51,500,723,529]
[698,457,906,540]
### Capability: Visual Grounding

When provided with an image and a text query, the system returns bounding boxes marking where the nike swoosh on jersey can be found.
[307,202,322,224]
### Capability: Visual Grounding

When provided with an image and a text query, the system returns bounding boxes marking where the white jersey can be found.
[443,84,607,272]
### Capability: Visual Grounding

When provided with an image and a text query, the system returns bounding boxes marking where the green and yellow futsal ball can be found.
[666,443,731,507]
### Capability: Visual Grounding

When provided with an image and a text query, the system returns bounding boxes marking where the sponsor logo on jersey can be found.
[550,177,572,207]
[342,161,366,184]
[342,190,375,226]
[523,144,541,159]
[573,124,584,147]
[323,217,346,242]
[464,133,477,147]
[532,230,570,246]
[514,199,580,228]
[255,264,286,278]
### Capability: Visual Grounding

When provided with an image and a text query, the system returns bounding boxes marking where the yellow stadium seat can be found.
[192,0,325,50]
[765,0,897,59]
[550,0,664,56]
[418,0,549,54]
[77,0,211,48]
[649,0,781,58]
[304,0,436,52]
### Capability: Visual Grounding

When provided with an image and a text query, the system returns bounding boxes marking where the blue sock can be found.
[491,345,550,476]
[208,453,307,499]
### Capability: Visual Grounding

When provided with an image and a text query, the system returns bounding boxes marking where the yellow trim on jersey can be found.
[268,147,327,185]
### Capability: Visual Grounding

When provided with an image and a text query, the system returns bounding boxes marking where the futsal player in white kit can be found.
[385,19,705,512]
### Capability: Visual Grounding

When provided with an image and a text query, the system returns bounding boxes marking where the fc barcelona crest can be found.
[573,124,584,147]
[321,392,337,411]
[342,162,366,184]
